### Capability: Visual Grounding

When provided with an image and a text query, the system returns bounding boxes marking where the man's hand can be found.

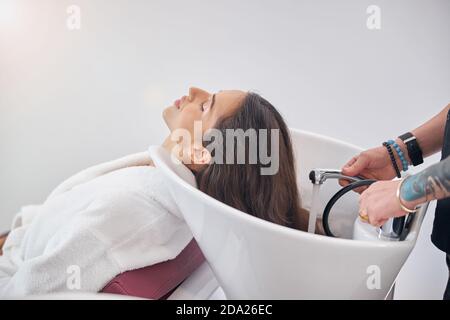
[340,145,402,193]
[358,180,413,226]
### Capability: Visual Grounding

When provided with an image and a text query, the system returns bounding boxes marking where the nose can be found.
[188,87,210,102]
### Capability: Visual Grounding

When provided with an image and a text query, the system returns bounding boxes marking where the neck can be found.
[162,136,177,153]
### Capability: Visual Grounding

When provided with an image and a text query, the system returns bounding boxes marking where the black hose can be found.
[322,179,377,237]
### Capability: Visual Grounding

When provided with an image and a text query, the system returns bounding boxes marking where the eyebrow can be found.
[210,94,216,110]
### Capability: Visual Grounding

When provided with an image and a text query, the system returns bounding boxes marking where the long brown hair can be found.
[195,92,308,231]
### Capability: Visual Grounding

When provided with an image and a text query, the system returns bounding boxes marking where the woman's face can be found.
[163,87,246,136]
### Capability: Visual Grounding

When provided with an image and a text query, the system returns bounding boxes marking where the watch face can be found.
[399,132,424,166]
[406,138,424,166]
[399,132,413,141]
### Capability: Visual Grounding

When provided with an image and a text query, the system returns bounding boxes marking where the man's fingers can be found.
[371,217,387,228]
[343,156,358,169]
[340,156,361,188]
[353,185,369,194]
[339,178,369,193]
[342,154,368,177]
[338,179,350,187]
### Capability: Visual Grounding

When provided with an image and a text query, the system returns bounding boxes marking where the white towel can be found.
[0,150,195,298]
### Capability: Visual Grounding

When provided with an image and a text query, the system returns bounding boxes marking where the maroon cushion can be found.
[100,239,204,299]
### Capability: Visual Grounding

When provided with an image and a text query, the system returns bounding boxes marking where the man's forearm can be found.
[400,155,450,207]
[411,104,450,158]
[395,104,450,165]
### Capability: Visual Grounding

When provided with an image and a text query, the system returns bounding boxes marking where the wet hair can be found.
[195,92,308,231]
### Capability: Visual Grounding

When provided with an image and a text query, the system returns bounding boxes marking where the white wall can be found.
[0,0,449,299]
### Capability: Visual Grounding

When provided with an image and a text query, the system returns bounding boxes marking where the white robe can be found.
[0,151,193,298]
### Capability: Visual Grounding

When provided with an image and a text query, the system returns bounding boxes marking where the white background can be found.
[0,0,449,299]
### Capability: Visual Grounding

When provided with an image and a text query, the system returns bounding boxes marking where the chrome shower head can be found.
[309,169,363,185]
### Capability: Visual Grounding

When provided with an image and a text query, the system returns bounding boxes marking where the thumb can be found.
[342,155,368,177]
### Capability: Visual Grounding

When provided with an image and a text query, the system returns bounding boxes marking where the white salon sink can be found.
[149,129,428,299]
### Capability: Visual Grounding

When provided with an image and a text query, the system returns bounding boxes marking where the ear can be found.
[190,144,211,165]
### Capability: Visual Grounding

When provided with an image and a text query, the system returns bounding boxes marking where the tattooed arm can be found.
[400,156,450,208]
[342,104,450,188]
[351,104,450,226]
[359,158,450,227]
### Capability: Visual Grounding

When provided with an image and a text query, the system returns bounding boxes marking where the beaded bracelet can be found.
[387,139,409,172]
[383,142,401,178]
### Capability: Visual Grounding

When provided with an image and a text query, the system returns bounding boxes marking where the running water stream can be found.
[307,184,321,234]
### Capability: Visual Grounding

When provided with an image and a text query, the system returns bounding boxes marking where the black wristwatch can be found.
[398,132,424,166]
